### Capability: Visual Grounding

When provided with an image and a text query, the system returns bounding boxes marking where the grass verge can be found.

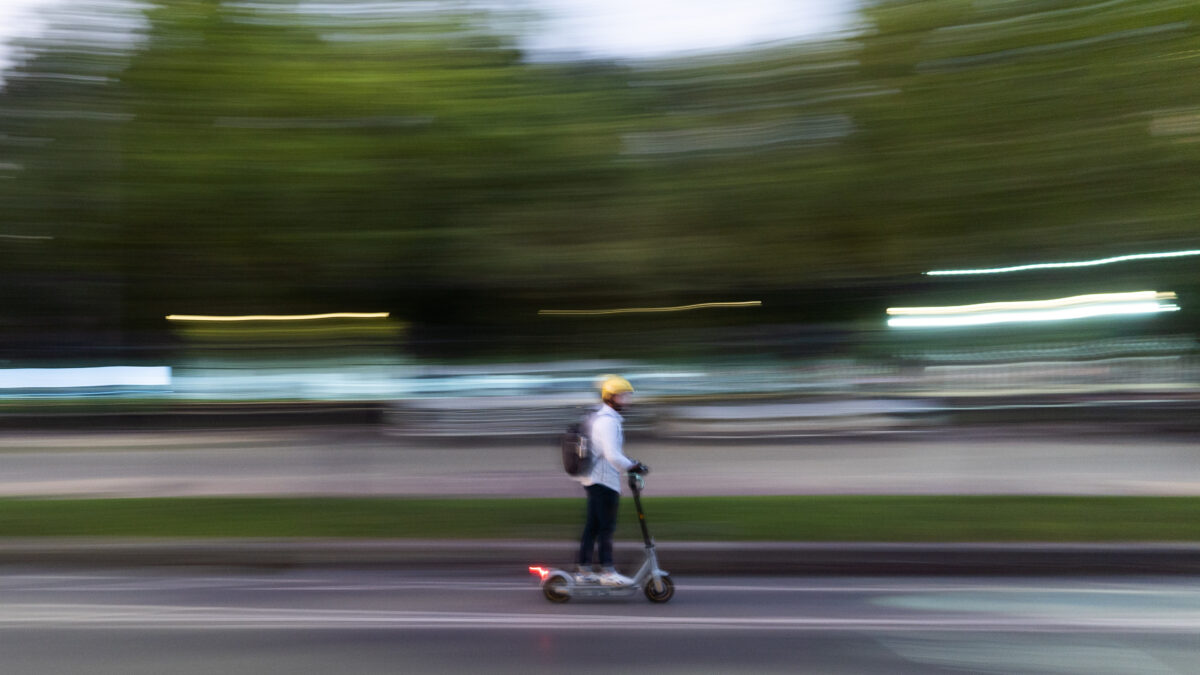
[1,496,1199,541]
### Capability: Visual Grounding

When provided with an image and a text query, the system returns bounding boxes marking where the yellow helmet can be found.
[598,374,634,399]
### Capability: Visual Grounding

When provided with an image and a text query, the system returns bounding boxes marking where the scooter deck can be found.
[569,583,641,599]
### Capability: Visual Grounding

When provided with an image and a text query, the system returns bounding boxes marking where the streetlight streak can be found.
[538,301,761,316]
[926,249,1200,276]
[887,291,1179,328]
[166,312,390,322]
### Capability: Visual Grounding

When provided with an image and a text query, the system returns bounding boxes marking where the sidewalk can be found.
[5,429,1200,497]
[3,539,1199,575]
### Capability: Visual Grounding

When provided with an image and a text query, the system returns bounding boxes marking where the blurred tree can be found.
[1,0,1197,359]
[113,0,634,331]
[0,0,136,356]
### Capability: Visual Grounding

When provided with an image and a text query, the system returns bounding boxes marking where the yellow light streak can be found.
[538,301,762,316]
[886,292,1174,316]
[166,312,390,322]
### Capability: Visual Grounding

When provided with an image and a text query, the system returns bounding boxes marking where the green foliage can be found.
[2,495,1200,541]
[2,0,1199,341]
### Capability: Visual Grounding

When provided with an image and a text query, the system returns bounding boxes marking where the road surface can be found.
[1,568,1198,673]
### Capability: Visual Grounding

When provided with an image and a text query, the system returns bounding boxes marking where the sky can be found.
[0,0,856,84]
[0,0,59,77]
[520,0,855,61]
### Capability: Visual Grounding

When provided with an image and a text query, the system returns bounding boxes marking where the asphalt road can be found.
[0,426,1198,497]
[1,569,1198,674]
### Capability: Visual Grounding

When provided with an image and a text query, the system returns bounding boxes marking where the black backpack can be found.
[561,411,595,477]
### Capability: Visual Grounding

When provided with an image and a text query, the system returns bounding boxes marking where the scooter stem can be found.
[628,473,654,548]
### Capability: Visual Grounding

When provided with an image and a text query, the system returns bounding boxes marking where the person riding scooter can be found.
[576,374,648,586]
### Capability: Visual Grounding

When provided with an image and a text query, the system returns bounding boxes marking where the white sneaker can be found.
[598,569,634,586]
[575,567,599,583]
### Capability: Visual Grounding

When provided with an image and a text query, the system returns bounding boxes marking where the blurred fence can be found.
[0,352,1195,436]
[379,355,1199,438]
[918,356,1199,395]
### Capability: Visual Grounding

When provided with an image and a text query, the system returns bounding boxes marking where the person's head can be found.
[598,374,634,411]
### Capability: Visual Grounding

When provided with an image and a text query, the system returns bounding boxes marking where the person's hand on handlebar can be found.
[628,461,649,475]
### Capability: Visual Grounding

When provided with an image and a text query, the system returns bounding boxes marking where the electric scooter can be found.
[529,472,674,603]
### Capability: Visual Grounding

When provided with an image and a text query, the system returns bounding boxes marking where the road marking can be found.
[6,575,1200,596]
[2,604,1200,633]
[675,583,1200,595]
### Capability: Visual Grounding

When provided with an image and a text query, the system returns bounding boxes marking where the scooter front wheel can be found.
[644,575,674,603]
[542,575,571,603]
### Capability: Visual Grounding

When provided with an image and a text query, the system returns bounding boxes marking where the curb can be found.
[2,539,1199,575]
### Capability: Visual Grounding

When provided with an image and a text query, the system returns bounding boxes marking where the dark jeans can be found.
[578,484,620,567]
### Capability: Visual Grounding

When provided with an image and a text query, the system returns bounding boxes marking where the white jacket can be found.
[580,404,636,493]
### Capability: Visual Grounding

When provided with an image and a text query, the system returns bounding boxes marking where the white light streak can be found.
[0,366,170,389]
[926,249,1200,276]
[887,292,1179,328]
[887,291,1174,316]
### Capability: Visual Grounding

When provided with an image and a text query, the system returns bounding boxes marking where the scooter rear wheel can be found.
[542,576,571,603]
[644,575,674,603]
